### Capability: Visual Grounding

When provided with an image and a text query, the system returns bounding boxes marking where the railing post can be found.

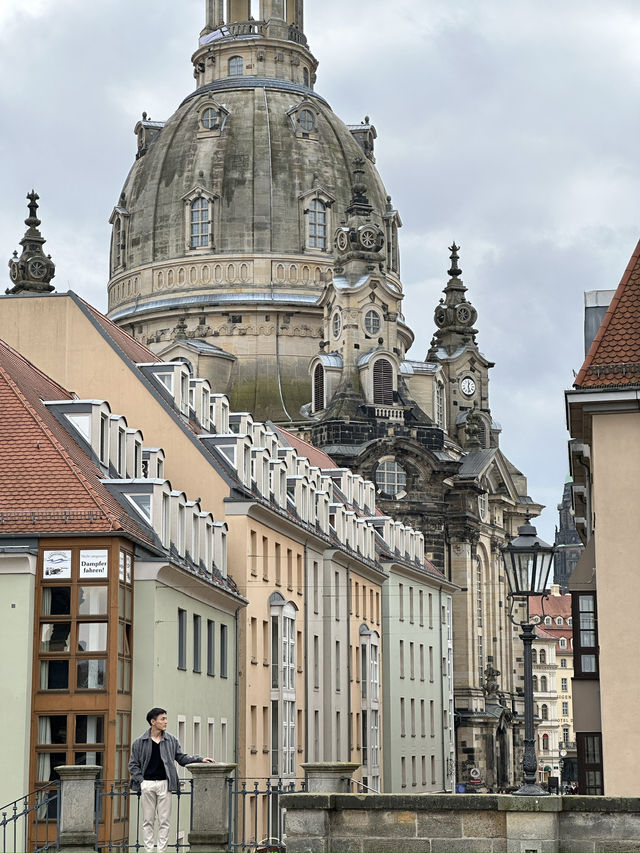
[301,762,360,793]
[187,762,237,853]
[56,765,101,852]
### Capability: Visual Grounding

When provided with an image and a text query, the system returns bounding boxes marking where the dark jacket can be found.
[128,729,202,793]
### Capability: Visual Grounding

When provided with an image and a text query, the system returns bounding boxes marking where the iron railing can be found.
[94,781,192,852]
[227,778,305,853]
[0,785,59,853]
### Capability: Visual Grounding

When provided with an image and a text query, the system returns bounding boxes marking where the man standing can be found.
[129,707,214,852]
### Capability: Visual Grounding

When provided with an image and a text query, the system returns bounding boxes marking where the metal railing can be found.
[0,785,59,853]
[95,781,192,852]
[227,778,305,853]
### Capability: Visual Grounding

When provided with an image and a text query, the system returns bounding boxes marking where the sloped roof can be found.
[0,338,153,543]
[73,292,160,366]
[275,425,340,471]
[575,239,640,388]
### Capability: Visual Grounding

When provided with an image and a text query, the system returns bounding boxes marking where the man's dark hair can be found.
[146,707,167,726]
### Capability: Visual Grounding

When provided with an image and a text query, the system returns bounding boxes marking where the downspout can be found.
[234,606,240,770]
[304,541,309,763]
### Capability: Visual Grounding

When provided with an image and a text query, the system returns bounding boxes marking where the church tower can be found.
[107,0,394,422]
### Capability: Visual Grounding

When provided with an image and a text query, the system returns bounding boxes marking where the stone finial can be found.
[7,191,56,295]
[448,242,462,278]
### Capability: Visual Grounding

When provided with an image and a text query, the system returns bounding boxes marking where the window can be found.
[308,199,327,250]
[313,363,324,412]
[372,358,393,406]
[178,609,187,670]
[541,704,548,721]
[332,312,341,338]
[544,616,552,625]
[193,615,201,673]
[190,197,210,249]
[539,649,546,664]
[559,637,567,649]
[532,675,538,691]
[201,107,219,130]
[364,309,381,336]
[540,676,547,692]
[375,460,406,498]
[207,620,215,676]
[531,648,537,664]
[220,624,228,677]
[542,733,549,752]
[578,733,603,795]
[229,55,243,76]
[573,592,598,678]
[556,617,564,626]
[561,658,567,668]
[303,67,309,87]
[298,109,315,132]
[562,702,569,716]
[561,677,568,692]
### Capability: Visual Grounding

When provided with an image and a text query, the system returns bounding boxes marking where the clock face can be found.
[28,259,46,279]
[460,376,476,397]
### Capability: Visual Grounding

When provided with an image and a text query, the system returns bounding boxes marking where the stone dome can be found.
[107,2,403,421]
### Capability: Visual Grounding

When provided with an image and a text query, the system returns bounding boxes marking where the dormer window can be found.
[298,109,315,133]
[201,107,220,130]
[127,493,152,522]
[229,56,243,76]
[191,197,210,249]
[308,199,326,250]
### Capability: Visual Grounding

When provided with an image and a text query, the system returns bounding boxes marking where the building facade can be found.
[553,479,584,593]
[566,239,640,796]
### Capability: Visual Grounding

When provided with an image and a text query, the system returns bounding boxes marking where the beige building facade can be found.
[566,240,640,796]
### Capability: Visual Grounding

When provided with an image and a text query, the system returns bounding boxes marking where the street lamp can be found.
[501,516,555,796]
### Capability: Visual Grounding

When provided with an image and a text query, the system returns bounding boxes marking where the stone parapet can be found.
[280,792,640,853]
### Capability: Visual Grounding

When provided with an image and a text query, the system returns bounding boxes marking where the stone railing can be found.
[281,787,640,853]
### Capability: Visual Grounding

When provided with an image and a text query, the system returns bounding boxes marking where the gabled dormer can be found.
[44,399,113,470]
[138,361,192,417]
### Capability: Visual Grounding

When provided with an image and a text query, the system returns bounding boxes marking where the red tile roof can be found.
[275,426,340,470]
[530,593,571,618]
[0,338,153,542]
[575,239,640,388]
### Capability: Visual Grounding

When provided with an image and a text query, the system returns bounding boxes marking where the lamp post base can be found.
[514,782,550,797]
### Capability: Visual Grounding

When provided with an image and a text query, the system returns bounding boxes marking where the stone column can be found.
[187,762,237,853]
[301,762,360,793]
[57,765,101,852]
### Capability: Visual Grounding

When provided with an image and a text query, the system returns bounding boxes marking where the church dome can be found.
[107,1,402,421]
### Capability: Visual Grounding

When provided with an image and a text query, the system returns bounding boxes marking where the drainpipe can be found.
[438,587,448,791]
[234,607,240,770]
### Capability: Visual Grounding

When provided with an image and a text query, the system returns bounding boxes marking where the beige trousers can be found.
[140,779,172,852]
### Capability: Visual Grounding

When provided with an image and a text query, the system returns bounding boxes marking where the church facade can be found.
[104,0,541,789]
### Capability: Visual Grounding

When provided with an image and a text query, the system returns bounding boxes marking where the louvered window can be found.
[372,359,393,405]
[313,364,324,412]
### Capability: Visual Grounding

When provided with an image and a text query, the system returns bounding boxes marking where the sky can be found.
[2,0,640,544]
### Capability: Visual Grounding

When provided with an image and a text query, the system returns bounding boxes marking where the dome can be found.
[107,2,402,421]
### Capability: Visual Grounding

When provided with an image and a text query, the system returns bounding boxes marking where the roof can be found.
[575,238,640,388]
[75,293,160,365]
[457,448,498,478]
[530,592,572,618]
[0,338,153,542]
[274,425,340,470]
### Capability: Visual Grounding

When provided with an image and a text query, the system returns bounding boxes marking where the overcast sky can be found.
[2,0,639,544]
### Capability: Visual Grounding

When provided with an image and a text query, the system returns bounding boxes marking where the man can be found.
[129,707,214,852]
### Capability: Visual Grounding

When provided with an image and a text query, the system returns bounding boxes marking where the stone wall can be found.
[280,792,640,853]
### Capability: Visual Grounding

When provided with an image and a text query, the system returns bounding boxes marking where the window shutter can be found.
[313,364,324,412]
[373,359,393,405]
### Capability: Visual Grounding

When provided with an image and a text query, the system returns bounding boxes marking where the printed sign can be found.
[43,550,72,579]
[79,550,109,579]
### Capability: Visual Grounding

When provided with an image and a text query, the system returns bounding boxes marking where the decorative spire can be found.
[7,191,56,295]
[427,243,478,357]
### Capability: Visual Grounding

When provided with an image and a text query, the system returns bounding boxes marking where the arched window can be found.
[308,199,326,249]
[113,217,122,269]
[542,733,549,751]
[544,616,552,625]
[559,637,567,649]
[541,704,549,721]
[313,363,324,413]
[303,67,310,87]
[373,358,393,406]
[531,648,537,664]
[229,55,243,76]
[532,675,538,691]
[540,676,547,692]
[190,197,210,249]
[556,617,564,626]
[539,649,546,664]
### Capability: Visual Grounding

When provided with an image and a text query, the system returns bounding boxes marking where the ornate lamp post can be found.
[501,517,555,796]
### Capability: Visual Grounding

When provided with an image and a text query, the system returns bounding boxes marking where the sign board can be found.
[43,550,72,579]
[79,550,109,579]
